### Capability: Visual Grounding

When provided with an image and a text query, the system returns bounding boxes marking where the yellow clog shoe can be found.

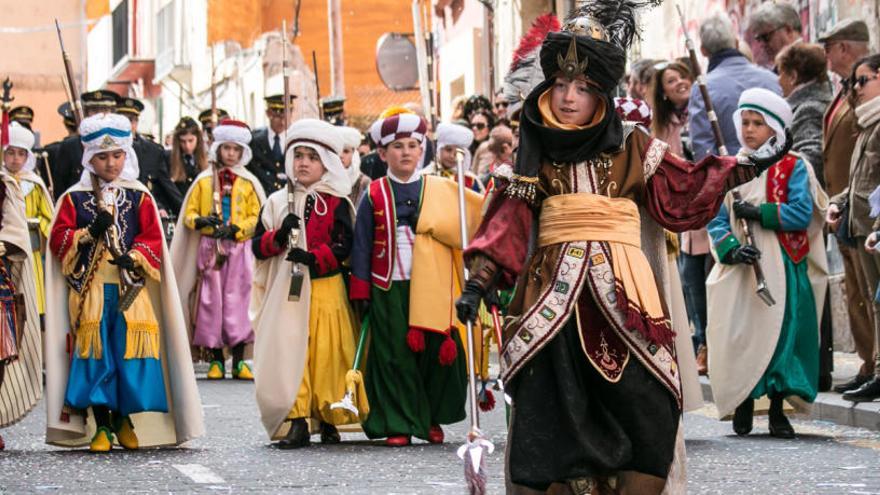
[207,360,225,380]
[233,361,254,380]
[90,427,113,453]
[115,416,139,450]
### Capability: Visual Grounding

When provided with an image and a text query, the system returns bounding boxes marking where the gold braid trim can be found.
[76,320,103,359]
[123,319,160,360]
[503,174,540,206]
[129,250,161,282]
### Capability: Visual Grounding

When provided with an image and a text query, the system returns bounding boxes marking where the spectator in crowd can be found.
[167,116,208,202]
[476,124,515,179]
[748,1,803,67]
[689,14,781,160]
[468,110,494,156]
[649,61,693,156]
[626,58,657,100]
[819,19,874,394]
[830,54,880,403]
[777,43,832,181]
[451,95,468,122]
[493,89,509,121]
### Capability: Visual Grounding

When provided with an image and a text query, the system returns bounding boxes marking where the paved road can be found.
[1,379,879,493]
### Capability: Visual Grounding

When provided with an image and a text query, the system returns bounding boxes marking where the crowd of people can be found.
[0,0,879,492]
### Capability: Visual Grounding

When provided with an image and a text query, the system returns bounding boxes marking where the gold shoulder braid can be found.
[504,174,541,206]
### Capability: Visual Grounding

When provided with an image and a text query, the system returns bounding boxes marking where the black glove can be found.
[286,247,316,266]
[745,128,793,173]
[88,210,114,238]
[211,224,240,240]
[109,253,136,271]
[275,213,301,240]
[194,215,223,230]
[732,200,761,221]
[723,245,762,265]
[456,280,485,325]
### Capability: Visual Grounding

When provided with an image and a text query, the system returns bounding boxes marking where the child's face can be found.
[218,143,243,167]
[439,145,459,169]
[2,147,28,174]
[90,150,126,182]
[340,147,354,169]
[378,138,422,180]
[292,146,326,187]
[740,110,775,151]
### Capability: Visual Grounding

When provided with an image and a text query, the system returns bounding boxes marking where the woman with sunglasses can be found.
[468,110,494,158]
[829,54,880,403]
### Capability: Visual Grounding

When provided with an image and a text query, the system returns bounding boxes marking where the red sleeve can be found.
[349,275,371,300]
[49,195,79,261]
[644,140,753,233]
[258,230,286,258]
[463,183,532,287]
[130,193,163,271]
[310,243,338,276]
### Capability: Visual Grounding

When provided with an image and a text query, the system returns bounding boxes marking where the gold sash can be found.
[538,193,672,344]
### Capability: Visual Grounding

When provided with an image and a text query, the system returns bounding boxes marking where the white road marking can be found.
[173,464,226,484]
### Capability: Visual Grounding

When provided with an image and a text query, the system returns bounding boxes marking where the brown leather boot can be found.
[278,418,310,449]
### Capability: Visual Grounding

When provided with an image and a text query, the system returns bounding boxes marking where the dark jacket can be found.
[133,135,183,214]
[787,80,832,186]
[49,134,84,200]
[247,127,286,195]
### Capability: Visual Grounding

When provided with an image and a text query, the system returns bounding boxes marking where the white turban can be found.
[2,122,36,174]
[435,122,474,170]
[209,119,253,169]
[284,118,351,197]
[337,126,363,186]
[78,112,139,186]
[733,87,792,153]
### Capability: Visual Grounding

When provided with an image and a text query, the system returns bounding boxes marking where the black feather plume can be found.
[565,0,662,51]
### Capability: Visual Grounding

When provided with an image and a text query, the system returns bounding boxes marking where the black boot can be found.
[768,396,795,439]
[278,418,310,449]
[732,398,754,436]
[320,422,340,444]
[842,376,880,403]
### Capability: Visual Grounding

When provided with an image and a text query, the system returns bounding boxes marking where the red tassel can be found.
[406,328,425,353]
[438,334,458,366]
[479,388,496,412]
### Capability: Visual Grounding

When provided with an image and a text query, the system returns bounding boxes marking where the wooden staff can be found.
[731,191,775,307]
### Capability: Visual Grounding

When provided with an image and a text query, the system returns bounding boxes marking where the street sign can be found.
[375,33,419,91]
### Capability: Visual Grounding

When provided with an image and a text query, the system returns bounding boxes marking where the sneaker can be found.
[114,416,139,450]
[89,427,114,453]
[206,361,225,380]
[232,361,254,380]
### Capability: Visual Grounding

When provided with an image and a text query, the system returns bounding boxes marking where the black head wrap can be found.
[539,31,626,94]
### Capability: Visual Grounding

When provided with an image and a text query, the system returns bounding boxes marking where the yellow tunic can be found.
[182,173,261,241]
[20,178,53,315]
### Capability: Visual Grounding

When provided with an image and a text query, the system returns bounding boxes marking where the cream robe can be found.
[44,179,204,447]
[0,173,42,427]
[706,154,828,419]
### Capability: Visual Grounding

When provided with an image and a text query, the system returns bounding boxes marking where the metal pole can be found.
[327,0,345,97]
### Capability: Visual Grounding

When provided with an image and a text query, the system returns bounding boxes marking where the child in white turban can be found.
[424,122,484,193]
[706,87,827,440]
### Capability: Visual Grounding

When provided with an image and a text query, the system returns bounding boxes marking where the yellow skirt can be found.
[288,273,359,425]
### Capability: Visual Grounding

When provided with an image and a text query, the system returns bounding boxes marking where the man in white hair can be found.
[0,123,42,451]
[337,126,370,206]
[45,113,203,452]
[171,119,266,382]
[422,122,484,193]
[251,118,363,449]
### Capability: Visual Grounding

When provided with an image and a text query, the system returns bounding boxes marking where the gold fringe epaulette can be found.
[504,174,540,206]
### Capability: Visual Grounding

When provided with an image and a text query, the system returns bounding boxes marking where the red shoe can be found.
[0,432,4,451]
[428,425,444,444]
[385,435,411,447]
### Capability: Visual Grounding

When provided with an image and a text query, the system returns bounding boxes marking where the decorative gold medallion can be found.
[557,35,589,79]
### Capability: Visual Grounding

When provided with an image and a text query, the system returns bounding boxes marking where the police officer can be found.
[116,96,183,216]
[48,90,118,199]
[248,94,296,194]
[9,106,35,131]
[198,108,230,146]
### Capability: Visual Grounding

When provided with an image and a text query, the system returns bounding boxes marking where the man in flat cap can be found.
[820,19,875,395]
[48,90,120,199]
[198,108,230,145]
[117,97,183,216]
[247,94,296,194]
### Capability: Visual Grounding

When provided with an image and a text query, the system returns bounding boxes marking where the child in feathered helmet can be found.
[171,119,266,381]
[349,106,483,447]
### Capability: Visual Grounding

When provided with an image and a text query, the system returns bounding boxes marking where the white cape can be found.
[0,173,42,427]
[44,179,204,446]
[250,187,354,439]
[706,155,828,419]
